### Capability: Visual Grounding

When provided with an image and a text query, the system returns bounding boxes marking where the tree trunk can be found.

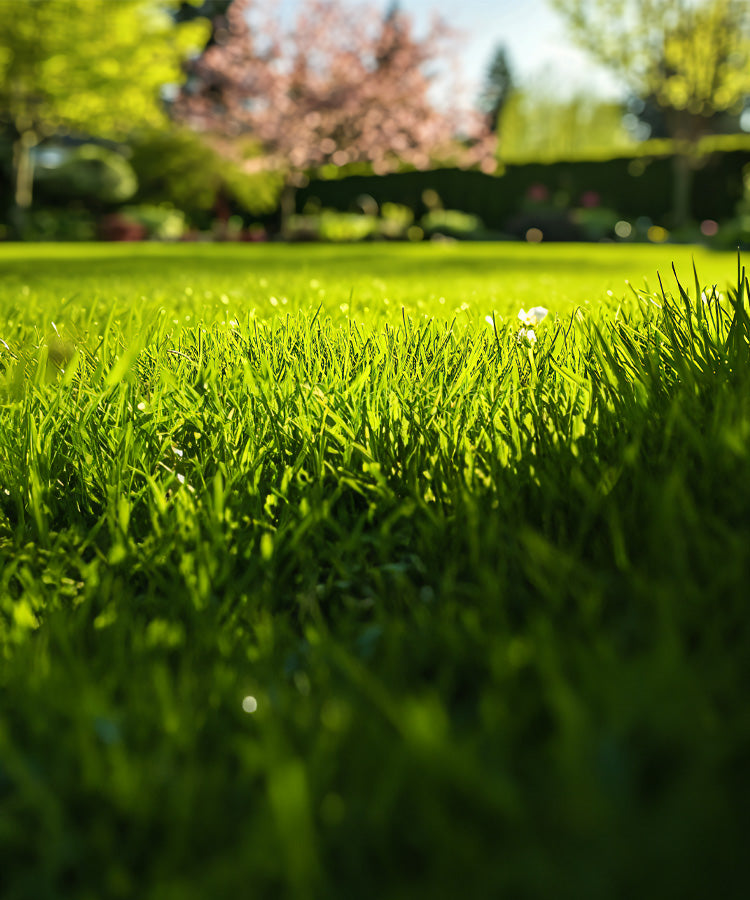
[666,109,705,230]
[10,130,38,238]
[279,181,297,238]
[671,151,694,229]
[13,129,38,210]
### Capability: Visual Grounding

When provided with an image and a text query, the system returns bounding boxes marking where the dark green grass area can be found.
[1,244,749,899]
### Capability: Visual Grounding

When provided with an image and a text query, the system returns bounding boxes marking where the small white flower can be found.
[518,327,537,345]
[518,306,548,326]
[485,315,495,326]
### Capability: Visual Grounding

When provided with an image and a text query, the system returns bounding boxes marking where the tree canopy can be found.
[478,45,514,133]
[0,0,209,207]
[175,0,495,202]
[550,0,750,141]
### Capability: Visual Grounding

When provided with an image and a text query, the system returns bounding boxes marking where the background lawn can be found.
[0,240,739,326]
[1,243,748,900]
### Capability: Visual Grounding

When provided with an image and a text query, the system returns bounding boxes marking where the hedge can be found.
[298,147,750,230]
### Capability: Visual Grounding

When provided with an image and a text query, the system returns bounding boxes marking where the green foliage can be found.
[572,206,622,240]
[379,202,414,238]
[551,0,750,127]
[6,206,97,241]
[420,209,484,238]
[119,204,187,240]
[0,0,209,210]
[301,143,750,233]
[0,243,748,899]
[478,44,514,131]
[129,129,283,223]
[314,211,379,242]
[499,91,636,162]
[34,144,137,205]
[0,0,208,139]
[128,128,226,214]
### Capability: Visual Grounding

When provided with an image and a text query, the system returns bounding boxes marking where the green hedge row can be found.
[299,149,750,229]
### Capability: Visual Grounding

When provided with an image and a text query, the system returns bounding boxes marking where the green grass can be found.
[0,240,738,326]
[1,242,749,899]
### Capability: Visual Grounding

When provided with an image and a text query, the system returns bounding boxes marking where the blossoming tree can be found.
[175,0,496,228]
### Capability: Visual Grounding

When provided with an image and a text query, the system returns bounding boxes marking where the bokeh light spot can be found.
[614,220,632,238]
[647,225,668,243]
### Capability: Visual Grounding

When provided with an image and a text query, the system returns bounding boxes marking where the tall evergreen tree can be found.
[478,45,514,133]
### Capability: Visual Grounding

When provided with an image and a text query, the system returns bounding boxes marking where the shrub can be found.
[379,202,413,239]
[299,145,750,234]
[285,210,380,242]
[118,204,187,240]
[129,128,283,226]
[572,207,621,241]
[97,213,146,242]
[420,209,484,239]
[34,144,137,206]
[13,207,97,241]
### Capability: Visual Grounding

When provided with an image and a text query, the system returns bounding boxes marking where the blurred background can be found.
[1,0,749,246]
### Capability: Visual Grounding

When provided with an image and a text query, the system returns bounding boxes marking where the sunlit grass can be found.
[0,240,737,327]
[0,243,748,899]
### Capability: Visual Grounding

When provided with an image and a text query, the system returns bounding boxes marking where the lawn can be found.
[1,242,748,899]
[0,241,739,327]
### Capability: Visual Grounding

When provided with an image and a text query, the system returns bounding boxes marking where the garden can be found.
[2,0,750,897]
[1,241,749,898]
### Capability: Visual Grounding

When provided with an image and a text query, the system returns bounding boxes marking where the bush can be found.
[572,207,621,241]
[420,209,484,239]
[504,209,584,242]
[129,129,283,226]
[299,145,750,235]
[379,202,413,239]
[97,213,146,242]
[319,210,379,242]
[285,210,380,242]
[13,207,97,241]
[34,144,137,206]
[118,204,187,240]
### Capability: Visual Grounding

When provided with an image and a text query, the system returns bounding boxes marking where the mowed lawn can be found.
[1,242,748,900]
[0,240,739,325]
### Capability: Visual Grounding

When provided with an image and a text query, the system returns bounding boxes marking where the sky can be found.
[394,0,623,102]
[279,0,625,105]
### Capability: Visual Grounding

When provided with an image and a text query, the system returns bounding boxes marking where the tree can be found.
[499,90,634,162]
[0,0,209,215]
[175,0,495,230]
[550,0,750,224]
[478,45,514,132]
